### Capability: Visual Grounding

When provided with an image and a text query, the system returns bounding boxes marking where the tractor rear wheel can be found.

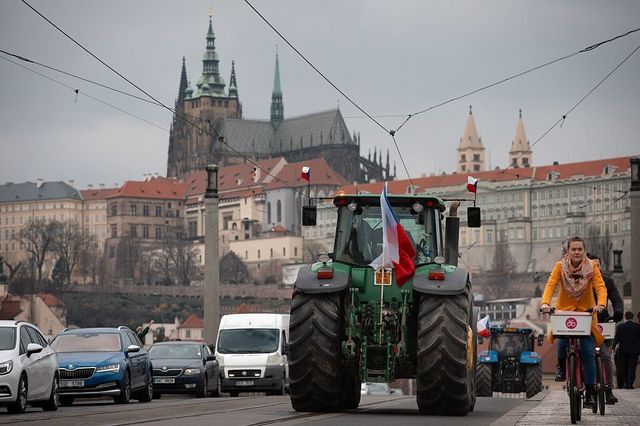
[476,363,492,397]
[289,291,344,412]
[416,283,474,415]
[526,364,542,398]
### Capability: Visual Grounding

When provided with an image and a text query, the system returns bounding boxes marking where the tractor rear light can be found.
[428,269,445,281]
[317,267,333,279]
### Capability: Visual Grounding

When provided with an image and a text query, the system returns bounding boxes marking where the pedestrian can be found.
[587,253,623,404]
[613,311,640,389]
[540,236,607,409]
[136,320,155,344]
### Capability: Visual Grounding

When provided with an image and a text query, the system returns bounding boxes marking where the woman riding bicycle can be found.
[540,236,607,408]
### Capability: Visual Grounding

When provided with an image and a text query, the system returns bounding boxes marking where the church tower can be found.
[166,13,242,179]
[270,51,284,129]
[456,106,486,174]
[509,109,532,168]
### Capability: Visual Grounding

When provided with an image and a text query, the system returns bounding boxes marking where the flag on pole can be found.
[301,166,311,182]
[369,182,416,286]
[467,176,478,193]
[478,315,491,338]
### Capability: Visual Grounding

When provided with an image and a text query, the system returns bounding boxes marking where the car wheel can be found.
[210,375,222,397]
[7,375,28,413]
[137,370,153,403]
[114,370,131,404]
[197,375,208,398]
[43,374,60,411]
[59,396,74,406]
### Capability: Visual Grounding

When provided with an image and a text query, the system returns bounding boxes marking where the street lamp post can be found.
[204,164,220,345]
[630,157,640,314]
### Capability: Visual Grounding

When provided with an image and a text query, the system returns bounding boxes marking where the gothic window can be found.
[277,200,282,222]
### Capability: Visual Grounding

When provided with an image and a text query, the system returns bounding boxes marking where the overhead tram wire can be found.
[19,0,336,208]
[391,27,640,135]
[0,53,168,132]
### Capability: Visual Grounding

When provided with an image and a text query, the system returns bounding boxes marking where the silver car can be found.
[0,320,59,413]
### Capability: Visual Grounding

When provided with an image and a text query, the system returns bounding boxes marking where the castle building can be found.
[166,15,389,184]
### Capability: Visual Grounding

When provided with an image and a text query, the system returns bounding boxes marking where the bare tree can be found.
[115,236,142,280]
[155,230,198,286]
[303,240,326,263]
[16,218,57,283]
[584,225,613,272]
[491,230,517,277]
[50,220,94,287]
[220,251,250,283]
[78,239,103,285]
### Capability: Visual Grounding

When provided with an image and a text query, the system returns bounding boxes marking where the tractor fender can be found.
[294,265,351,294]
[478,350,499,364]
[519,351,541,365]
[412,266,469,295]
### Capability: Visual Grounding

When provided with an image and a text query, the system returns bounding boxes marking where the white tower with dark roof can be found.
[456,105,486,174]
[509,109,532,168]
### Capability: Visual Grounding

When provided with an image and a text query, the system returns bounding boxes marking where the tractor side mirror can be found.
[478,336,484,345]
[302,205,317,226]
[537,334,544,347]
[467,207,481,228]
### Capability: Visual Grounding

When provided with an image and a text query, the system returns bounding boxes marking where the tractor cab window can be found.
[492,333,528,358]
[333,200,441,267]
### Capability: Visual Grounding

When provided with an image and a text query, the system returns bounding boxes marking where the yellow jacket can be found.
[542,260,607,345]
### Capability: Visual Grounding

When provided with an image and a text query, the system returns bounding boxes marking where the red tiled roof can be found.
[185,157,287,199]
[266,157,349,190]
[339,156,635,195]
[80,187,120,201]
[106,177,187,200]
[179,313,203,328]
[39,293,61,307]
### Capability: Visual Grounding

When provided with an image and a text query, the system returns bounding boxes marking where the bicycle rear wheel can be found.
[596,356,605,415]
[569,355,577,424]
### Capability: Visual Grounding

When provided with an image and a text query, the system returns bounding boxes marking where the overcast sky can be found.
[1,0,639,188]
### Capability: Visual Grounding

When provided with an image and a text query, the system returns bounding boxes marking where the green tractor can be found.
[289,193,481,415]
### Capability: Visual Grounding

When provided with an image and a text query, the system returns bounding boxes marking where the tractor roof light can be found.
[347,201,359,211]
[412,202,423,213]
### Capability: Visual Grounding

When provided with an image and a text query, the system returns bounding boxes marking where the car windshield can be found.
[149,344,201,359]
[492,333,528,357]
[333,200,441,267]
[217,329,278,354]
[0,327,16,350]
[51,333,121,352]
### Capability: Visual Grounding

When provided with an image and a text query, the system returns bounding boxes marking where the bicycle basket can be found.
[596,322,615,339]
[550,311,592,337]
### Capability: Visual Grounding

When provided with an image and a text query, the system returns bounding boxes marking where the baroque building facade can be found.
[166,15,389,184]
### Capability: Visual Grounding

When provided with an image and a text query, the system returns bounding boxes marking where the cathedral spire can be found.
[509,108,532,168]
[228,60,238,98]
[178,57,188,103]
[193,13,226,97]
[270,50,284,129]
[456,105,485,174]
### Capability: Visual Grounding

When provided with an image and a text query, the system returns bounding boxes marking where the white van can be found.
[215,313,289,396]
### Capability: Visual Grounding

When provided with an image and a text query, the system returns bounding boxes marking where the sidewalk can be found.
[492,389,640,425]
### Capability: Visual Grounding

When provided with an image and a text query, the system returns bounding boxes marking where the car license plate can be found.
[154,378,175,384]
[60,380,84,388]
[236,380,254,386]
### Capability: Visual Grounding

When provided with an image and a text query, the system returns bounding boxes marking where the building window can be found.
[143,226,150,239]
[111,204,118,216]
[270,248,273,258]
[155,227,162,239]
[258,249,261,259]
[267,202,271,224]
[461,164,466,171]
[473,154,480,162]
[111,225,117,238]
[130,225,137,238]
[294,247,298,256]
[283,247,286,257]
[245,251,248,259]
[186,330,191,338]
[143,205,149,216]
[460,154,466,162]
[130,204,137,216]
[223,214,232,230]
[474,164,480,172]
[486,230,493,243]
[277,200,282,222]
[155,205,162,216]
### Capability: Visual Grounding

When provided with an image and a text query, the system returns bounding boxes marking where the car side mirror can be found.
[467,207,481,228]
[26,343,43,357]
[537,334,545,347]
[206,354,216,361]
[282,343,289,356]
[477,336,484,345]
[127,344,141,353]
[302,205,317,226]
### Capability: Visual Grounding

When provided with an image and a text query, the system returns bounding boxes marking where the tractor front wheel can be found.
[525,364,542,398]
[476,363,492,397]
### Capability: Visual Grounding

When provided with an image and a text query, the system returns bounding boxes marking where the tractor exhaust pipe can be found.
[445,201,460,266]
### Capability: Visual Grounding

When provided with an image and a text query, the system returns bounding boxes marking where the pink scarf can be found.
[560,254,593,301]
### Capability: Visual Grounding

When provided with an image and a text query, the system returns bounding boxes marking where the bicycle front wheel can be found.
[569,355,577,424]
[596,356,605,415]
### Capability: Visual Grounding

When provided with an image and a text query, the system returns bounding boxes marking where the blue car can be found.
[50,327,153,405]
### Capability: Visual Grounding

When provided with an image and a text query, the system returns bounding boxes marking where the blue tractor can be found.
[476,327,543,398]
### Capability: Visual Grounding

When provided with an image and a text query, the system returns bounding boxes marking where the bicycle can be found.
[593,321,615,415]
[545,308,594,424]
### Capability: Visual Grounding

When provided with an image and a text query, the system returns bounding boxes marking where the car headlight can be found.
[183,368,200,375]
[96,364,120,373]
[0,360,12,375]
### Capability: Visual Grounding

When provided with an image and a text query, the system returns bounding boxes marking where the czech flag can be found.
[369,182,416,286]
[478,315,491,338]
[301,166,311,182]
[467,176,478,193]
